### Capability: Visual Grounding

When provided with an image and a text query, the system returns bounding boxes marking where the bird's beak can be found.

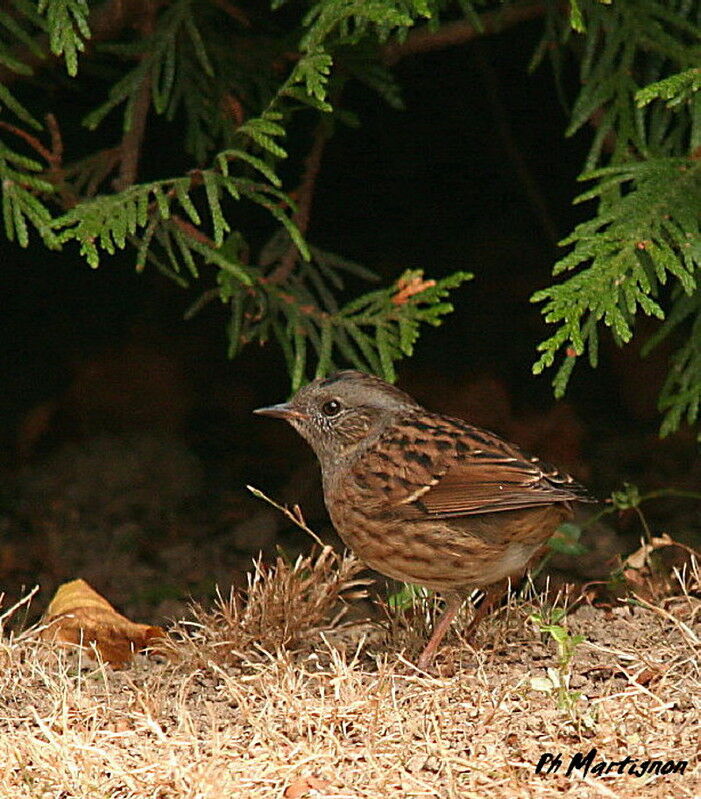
[253,402,308,421]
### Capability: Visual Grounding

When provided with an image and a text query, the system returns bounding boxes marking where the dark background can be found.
[1,21,698,621]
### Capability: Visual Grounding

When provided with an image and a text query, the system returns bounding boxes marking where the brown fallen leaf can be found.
[633,666,664,687]
[583,534,699,609]
[283,776,332,798]
[623,534,699,602]
[41,578,165,667]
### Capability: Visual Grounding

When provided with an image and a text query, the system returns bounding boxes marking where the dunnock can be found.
[255,370,589,669]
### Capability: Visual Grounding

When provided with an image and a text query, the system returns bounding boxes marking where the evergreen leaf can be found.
[534,157,701,412]
[38,0,90,76]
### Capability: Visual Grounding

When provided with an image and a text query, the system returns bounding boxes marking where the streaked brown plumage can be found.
[254,370,590,668]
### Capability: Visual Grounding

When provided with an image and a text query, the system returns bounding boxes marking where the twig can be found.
[45,113,63,166]
[247,484,326,549]
[0,585,40,630]
[266,120,330,284]
[183,287,222,319]
[113,2,156,192]
[383,1,548,65]
[0,114,77,207]
[0,121,51,161]
[630,592,700,648]
[0,0,148,87]
[172,214,217,247]
[83,148,122,197]
[45,113,78,208]
[114,74,152,190]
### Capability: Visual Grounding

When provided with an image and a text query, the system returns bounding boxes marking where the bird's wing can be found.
[417,452,584,517]
[357,413,588,518]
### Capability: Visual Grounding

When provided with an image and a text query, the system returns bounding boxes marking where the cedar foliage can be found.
[531,0,701,436]
[0,0,700,430]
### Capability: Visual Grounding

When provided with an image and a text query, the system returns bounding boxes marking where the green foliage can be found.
[0,141,56,248]
[1,0,700,413]
[530,607,585,671]
[610,480,643,510]
[83,0,214,132]
[0,0,472,386]
[529,607,593,727]
[636,67,701,110]
[218,251,472,390]
[533,158,701,400]
[548,522,588,556]
[532,0,701,435]
[387,582,429,610]
[0,3,56,249]
[38,0,90,77]
[53,171,269,283]
[646,288,701,436]
[0,2,44,87]
[562,1,701,169]
[300,0,420,53]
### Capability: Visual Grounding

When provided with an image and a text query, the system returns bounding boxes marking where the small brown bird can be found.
[254,370,589,669]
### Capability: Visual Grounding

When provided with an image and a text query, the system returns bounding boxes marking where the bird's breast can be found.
[323,480,568,592]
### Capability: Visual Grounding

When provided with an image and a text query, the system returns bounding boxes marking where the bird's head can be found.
[254,370,419,467]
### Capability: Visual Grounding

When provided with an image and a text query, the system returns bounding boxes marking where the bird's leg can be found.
[417,592,464,671]
[416,580,512,670]
[463,578,511,643]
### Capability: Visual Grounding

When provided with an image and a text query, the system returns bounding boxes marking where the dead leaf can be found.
[633,666,663,687]
[582,580,624,610]
[623,534,699,602]
[391,273,435,305]
[284,776,332,798]
[41,578,165,667]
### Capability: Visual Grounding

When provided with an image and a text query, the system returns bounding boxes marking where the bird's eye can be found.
[321,399,342,417]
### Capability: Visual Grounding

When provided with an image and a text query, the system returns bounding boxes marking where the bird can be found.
[254,370,590,669]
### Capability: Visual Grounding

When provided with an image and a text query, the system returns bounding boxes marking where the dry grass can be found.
[172,545,371,666]
[0,549,699,799]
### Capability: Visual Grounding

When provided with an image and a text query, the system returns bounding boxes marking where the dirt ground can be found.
[1,417,700,799]
[0,550,698,799]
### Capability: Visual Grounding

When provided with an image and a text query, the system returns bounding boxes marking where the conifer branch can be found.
[0,0,145,86]
[383,1,548,65]
[0,120,51,162]
[268,120,330,285]
[45,113,63,169]
[532,0,701,435]
[6,0,698,410]
[44,113,77,208]
[0,113,75,207]
[113,1,156,192]
[533,158,701,399]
